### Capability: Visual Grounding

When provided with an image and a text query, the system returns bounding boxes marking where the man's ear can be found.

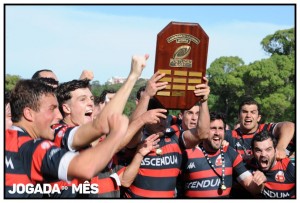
[23,107,34,122]
[257,114,262,123]
[62,103,71,114]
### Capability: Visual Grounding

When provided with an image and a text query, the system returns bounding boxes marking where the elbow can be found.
[121,179,133,188]
[79,167,98,180]
[197,129,209,140]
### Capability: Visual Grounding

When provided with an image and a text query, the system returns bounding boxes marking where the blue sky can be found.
[5,5,295,83]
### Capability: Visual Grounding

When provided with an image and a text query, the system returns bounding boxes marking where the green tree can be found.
[207,56,245,124]
[261,28,295,56]
[5,74,21,91]
[207,28,295,125]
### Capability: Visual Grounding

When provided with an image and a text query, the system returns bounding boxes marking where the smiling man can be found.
[181,112,265,198]
[5,79,128,198]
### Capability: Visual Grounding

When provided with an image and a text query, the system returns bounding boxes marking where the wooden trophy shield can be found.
[154,21,209,110]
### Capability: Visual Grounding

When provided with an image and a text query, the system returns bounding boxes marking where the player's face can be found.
[181,105,199,130]
[5,103,12,130]
[253,138,276,171]
[67,88,94,126]
[238,104,261,133]
[206,119,225,151]
[33,94,62,140]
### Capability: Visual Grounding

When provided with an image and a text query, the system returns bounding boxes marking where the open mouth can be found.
[212,136,221,145]
[259,157,269,169]
[190,122,196,127]
[85,110,93,119]
[244,119,252,126]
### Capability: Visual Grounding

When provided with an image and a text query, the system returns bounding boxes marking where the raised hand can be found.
[79,70,94,81]
[194,77,210,102]
[144,71,168,97]
[140,108,167,125]
[130,54,149,79]
[137,133,160,157]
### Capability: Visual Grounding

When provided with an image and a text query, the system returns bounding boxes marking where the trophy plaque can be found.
[154,21,209,110]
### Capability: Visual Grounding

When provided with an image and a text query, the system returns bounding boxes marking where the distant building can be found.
[107,76,127,85]
[106,76,147,85]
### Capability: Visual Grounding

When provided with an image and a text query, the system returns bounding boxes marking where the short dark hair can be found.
[5,91,11,106]
[238,97,261,114]
[210,112,226,129]
[56,79,91,117]
[99,89,116,104]
[10,79,56,122]
[33,77,59,87]
[31,69,54,79]
[94,96,101,106]
[136,86,146,100]
[251,130,277,150]
[147,98,168,115]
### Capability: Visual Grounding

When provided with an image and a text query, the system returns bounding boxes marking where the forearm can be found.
[71,116,111,150]
[276,122,295,150]
[129,93,151,122]
[196,101,210,140]
[120,152,144,187]
[119,118,145,150]
[68,131,124,180]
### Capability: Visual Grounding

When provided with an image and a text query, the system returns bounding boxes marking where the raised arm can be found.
[72,55,149,149]
[130,71,167,122]
[183,77,210,148]
[273,121,295,160]
[67,113,129,180]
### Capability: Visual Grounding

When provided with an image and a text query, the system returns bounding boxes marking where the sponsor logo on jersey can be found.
[275,171,285,182]
[187,162,196,169]
[186,178,221,189]
[263,188,289,198]
[5,156,14,169]
[141,155,178,167]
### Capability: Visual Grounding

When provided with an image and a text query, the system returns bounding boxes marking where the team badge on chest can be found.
[215,154,222,166]
[275,171,285,182]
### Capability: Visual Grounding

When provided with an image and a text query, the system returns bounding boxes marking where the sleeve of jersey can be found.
[284,159,296,182]
[224,130,234,147]
[54,125,79,152]
[227,146,251,182]
[27,140,78,183]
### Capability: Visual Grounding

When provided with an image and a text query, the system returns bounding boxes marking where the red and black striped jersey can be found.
[5,127,77,198]
[5,129,42,198]
[124,126,184,198]
[247,157,295,198]
[89,158,125,198]
[182,145,249,198]
[225,123,276,159]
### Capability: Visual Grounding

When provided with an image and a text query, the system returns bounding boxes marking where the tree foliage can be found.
[5,74,21,92]
[5,28,295,124]
[261,28,295,56]
[208,28,295,126]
